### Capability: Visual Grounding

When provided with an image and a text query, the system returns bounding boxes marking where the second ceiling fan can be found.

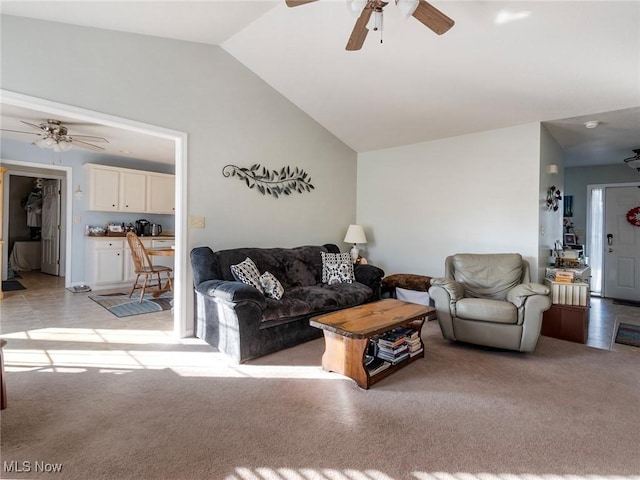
[286,0,455,51]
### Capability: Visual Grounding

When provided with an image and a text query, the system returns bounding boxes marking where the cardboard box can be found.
[555,271,575,283]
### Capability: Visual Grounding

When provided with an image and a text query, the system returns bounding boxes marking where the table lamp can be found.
[344,224,367,263]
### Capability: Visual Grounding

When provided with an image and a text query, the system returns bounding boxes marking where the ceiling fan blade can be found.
[412,0,454,35]
[71,139,106,151]
[0,128,40,136]
[285,0,318,6]
[20,120,45,131]
[69,134,110,143]
[346,5,374,51]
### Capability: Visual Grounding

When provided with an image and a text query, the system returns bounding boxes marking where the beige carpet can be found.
[1,321,639,480]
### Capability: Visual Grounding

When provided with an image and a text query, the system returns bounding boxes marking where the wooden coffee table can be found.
[310,299,435,389]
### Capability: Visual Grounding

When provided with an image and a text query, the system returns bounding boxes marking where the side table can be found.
[541,303,589,344]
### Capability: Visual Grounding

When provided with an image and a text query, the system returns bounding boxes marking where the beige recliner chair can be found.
[428,253,551,352]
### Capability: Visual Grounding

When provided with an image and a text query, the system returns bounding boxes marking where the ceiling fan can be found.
[1,119,109,152]
[285,0,454,51]
[623,149,640,172]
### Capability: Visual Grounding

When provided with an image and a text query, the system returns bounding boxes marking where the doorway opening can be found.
[6,173,64,279]
[1,90,188,338]
[588,182,640,301]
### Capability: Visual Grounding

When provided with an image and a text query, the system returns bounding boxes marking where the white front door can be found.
[41,179,61,276]
[603,186,640,301]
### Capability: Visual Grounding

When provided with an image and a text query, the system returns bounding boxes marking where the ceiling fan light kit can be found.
[0,119,109,152]
[286,0,454,51]
[34,135,73,152]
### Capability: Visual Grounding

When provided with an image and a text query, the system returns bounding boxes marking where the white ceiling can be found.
[1,0,639,168]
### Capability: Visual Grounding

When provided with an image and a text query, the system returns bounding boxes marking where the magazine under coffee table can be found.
[310,299,435,389]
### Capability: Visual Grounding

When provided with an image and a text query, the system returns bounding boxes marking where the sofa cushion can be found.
[321,252,354,285]
[455,298,518,324]
[260,271,284,300]
[230,257,264,293]
[261,283,372,322]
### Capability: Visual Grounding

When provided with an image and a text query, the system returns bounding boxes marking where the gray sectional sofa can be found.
[190,244,384,363]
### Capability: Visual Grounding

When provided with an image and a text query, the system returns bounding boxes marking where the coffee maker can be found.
[135,219,151,236]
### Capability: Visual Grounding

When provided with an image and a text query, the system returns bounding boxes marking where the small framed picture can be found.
[564,233,577,244]
[108,224,123,233]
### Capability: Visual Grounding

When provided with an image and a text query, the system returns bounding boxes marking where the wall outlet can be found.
[189,216,205,228]
[74,215,81,224]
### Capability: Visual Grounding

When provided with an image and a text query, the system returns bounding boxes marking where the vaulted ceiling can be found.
[1,1,639,167]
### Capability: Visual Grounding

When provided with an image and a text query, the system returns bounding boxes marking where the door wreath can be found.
[627,206,640,227]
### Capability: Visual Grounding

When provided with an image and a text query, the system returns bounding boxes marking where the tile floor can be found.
[1,271,639,354]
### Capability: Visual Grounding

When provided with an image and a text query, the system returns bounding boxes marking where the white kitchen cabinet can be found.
[88,166,120,212]
[86,237,173,289]
[87,164,144,212]
[85,238,126,287]
[146,173,175,214]
[120,171,147,212]
[86,164,174,214]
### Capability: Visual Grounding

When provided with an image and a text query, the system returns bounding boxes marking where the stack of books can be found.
[375,328,410,365]
[404,328,423,357]
[366,327,424,375]
[366,356,391,376]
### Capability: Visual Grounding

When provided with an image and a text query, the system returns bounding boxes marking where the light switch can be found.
[74,215,81,224]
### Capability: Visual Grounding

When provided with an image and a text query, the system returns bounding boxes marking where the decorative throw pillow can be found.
[230,257,263,293]
[321,252,355,285]
[260,271,284,300]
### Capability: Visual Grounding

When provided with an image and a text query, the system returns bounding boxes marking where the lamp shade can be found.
[344,224,367,244]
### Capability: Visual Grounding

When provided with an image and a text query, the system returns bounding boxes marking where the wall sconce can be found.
[74,185,84,199]
[547,164,559,175]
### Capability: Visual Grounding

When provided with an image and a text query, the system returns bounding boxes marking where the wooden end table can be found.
[310,299,435,389]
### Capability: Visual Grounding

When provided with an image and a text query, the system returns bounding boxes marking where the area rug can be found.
[614,322,640,347]
[1,280,26,292]
[613,299,640,307]
[89,291,172,318]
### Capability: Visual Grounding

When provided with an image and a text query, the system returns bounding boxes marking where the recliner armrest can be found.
[195,279,267,309]
[506,282,550,308]
[429,277,465,302]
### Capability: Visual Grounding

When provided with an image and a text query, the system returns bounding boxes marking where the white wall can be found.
[357,123,543,280]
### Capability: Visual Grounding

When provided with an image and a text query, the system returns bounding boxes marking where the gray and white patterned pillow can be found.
[321,252,355,285]
[260,271,284,300]
[230,257,263,293]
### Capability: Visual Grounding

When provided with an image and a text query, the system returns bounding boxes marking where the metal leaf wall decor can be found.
[222,164,315,199]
